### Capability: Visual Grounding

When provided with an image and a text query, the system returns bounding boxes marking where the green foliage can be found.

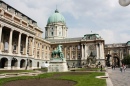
[122,55,130,65]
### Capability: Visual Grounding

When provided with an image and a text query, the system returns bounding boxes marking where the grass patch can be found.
[0,70,33,74]
[0,73,54,86]
[74,68,100,71]
[60,72,106,86]
[0,72,106,86]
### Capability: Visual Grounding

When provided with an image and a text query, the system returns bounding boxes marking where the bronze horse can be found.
[51,45,64,59]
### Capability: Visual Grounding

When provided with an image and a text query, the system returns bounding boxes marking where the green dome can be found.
[47,9,66,24]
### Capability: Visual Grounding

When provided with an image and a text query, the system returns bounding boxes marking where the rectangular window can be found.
[78,45,80,49]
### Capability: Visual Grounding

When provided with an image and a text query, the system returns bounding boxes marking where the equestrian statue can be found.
[51,45,64,59]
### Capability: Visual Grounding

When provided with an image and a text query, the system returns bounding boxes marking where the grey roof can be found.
[45,37,83,43]
[105,43,126,48]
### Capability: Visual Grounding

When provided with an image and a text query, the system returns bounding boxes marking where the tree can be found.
[122,55,130,65]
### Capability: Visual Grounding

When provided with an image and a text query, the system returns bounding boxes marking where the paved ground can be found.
[107,67,130,86]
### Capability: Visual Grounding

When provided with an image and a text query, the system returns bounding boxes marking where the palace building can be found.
[0,0,105,70]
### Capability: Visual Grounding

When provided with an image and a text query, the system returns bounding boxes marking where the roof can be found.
[46,37,82,43]
[47,9,66,24]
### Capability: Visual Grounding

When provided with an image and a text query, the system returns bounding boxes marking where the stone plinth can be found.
[48,58,68,72]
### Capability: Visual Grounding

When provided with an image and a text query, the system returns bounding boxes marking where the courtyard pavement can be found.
[107,67,130,86]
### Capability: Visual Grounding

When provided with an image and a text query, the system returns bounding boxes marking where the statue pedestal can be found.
[48,58,68,72]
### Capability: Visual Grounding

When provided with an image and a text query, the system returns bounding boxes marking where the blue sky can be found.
[3,0,130,44]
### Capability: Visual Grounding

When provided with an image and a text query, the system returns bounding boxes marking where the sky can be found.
[3,0,130,44]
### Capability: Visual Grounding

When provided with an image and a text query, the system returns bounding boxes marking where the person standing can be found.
[100,65,103,71]
[120,66,123,72]
[123,65,126,72]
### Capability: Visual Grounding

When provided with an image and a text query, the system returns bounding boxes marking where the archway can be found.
[37,62,39,68]
[113,55,120,67]
[0,58,8,68]
[20,59,25,68]
[29,60,32,67]
[11,58,18,68]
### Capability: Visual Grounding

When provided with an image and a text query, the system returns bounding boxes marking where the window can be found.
[37,51,39,58]
[78,45,80,49]
[59,32,61,36]
[38,43,39,48]
[13,44,16,51]
[42,45,44,49]
[51,32,53,36]
[7,7,11,11]
[4,42,8,51]
[42,52,44,58]
[20,44,23,52]
[15,11,18,15]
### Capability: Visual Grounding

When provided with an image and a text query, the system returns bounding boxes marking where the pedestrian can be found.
[111,65,113,70]
[123,65,126,72]
[113,65,115,70]
[120,66,123,72]
[100,65,102,71]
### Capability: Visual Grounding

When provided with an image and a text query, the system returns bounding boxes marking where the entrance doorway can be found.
[0,58,8,68]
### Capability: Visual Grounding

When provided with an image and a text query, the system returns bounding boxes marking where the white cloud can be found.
[3,0,130,44]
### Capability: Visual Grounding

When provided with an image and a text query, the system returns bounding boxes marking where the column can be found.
[81,44,84,60]
[9,29,13,54]
[96,44,99,59]
[32,37,34,56]
[100,43,103,59]
[65,47,66,58]
[25,35,28,56]
[18,32,21,55]
[17,59,20,69]
[7,59,11,69]
[84,44,87,60]
[102,43,105,59]
[69,46,71,60]
[0,25,3,53]
[76,46,77,60]
[35,43,37,59]
[40,44,42,59]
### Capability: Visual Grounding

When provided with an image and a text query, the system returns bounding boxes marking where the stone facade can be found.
[105,42,130,66]
[0,1,105,70]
